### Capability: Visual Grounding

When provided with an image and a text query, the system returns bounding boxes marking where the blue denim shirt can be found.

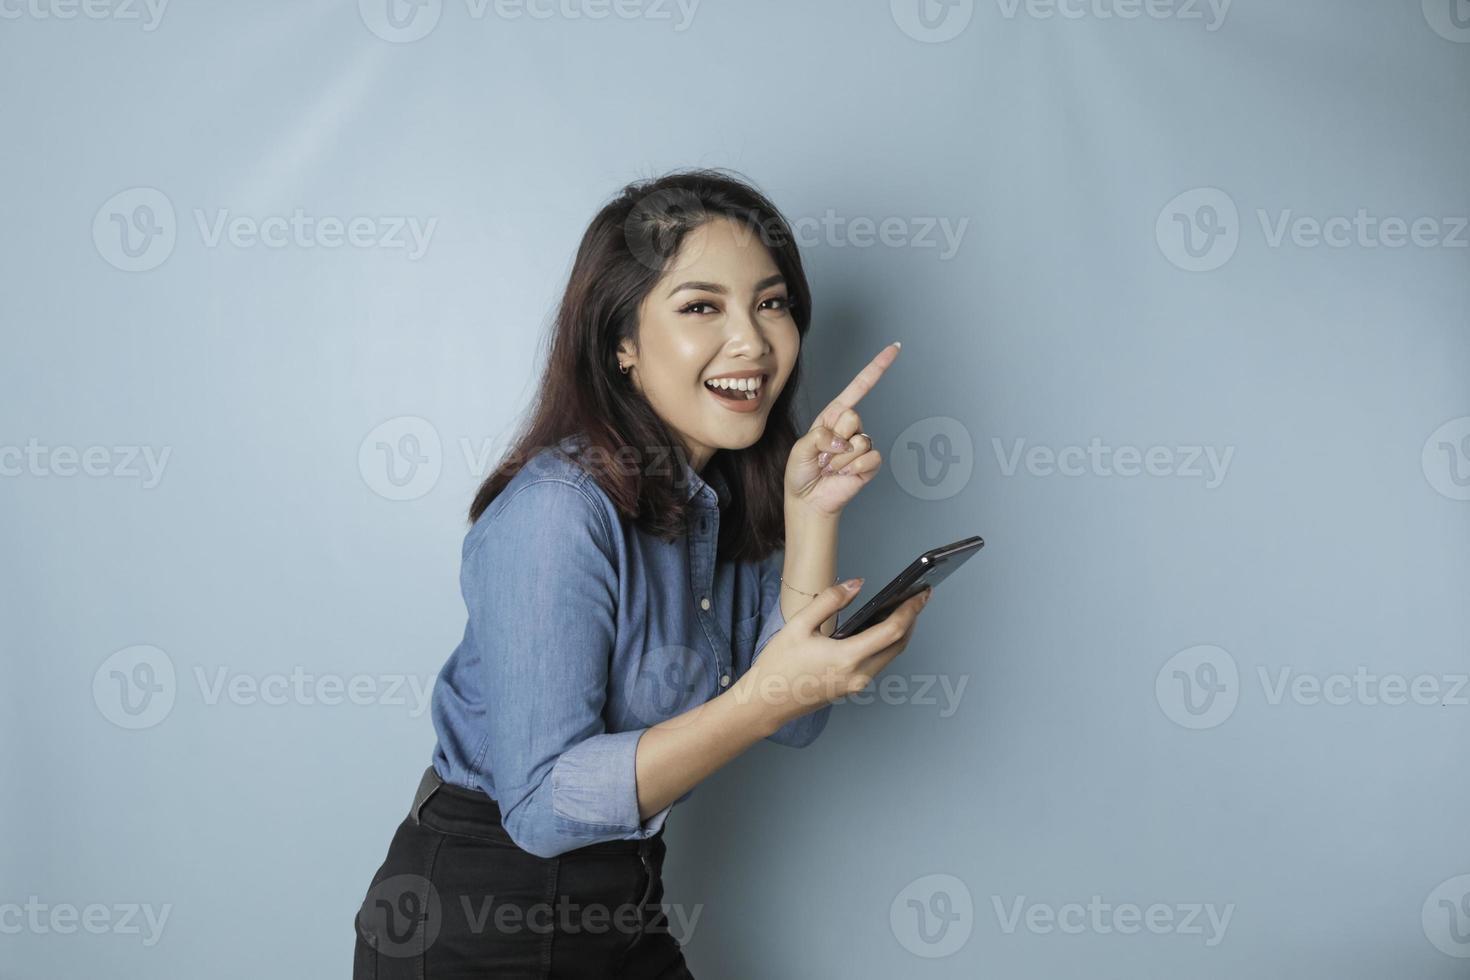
[429,435,831,858]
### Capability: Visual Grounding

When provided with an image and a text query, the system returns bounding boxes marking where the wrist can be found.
[784,497,841,528]
[726,668,787,739]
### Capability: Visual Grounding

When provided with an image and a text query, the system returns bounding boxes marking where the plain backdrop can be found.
[2,0,1467,976]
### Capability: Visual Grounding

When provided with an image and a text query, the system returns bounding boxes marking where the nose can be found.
[724,304,769,357]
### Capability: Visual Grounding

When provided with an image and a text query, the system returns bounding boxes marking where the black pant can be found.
[353,768,695,979]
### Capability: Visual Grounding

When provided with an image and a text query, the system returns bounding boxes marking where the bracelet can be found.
[780,576,835,599]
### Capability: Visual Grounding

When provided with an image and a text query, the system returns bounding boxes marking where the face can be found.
[619,216,800,472]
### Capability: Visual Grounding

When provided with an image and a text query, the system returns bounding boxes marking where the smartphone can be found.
[830,535,984,640]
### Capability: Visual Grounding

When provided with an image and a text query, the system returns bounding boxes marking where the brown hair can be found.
[468,168,812,564]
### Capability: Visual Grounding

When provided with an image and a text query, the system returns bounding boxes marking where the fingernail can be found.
[843,577,864,592]
[831,436,850,452]
[836,465,853,476]
[816,451,830,470]
[892,341,902,349]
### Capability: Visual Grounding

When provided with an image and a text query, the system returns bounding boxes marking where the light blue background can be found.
[2,0,1467,976]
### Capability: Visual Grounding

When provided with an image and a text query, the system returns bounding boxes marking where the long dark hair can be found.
[468,168,812,564]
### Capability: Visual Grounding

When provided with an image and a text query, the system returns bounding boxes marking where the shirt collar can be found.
[681,453,729,508]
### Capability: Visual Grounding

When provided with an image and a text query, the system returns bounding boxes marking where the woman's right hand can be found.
[734,578,934,734]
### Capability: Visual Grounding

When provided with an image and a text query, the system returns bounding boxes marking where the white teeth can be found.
[705,375,764,393]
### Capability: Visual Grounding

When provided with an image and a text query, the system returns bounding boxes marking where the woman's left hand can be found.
[784,342,901,519]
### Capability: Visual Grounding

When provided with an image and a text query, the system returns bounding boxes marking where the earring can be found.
[619,362,630,375]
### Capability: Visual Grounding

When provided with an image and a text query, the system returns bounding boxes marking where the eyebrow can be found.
[666,274,786,298]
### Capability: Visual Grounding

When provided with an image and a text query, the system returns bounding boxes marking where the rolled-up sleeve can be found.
[750,549,833,749]
[462,478,672,858]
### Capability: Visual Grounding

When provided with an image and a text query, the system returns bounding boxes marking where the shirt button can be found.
[699,597,711,611]
[719,674,731,688]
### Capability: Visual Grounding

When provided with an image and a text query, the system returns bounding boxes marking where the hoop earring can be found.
[619,362,630,375]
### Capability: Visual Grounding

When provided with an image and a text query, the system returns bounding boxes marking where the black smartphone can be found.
[830,535,985,640]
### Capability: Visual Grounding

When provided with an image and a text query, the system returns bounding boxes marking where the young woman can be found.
[352,169,934,978]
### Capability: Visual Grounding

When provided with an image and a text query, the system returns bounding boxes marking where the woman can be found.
[352,168,933,978]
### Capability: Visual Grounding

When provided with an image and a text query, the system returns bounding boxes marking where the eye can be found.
[761,294,793,312]
[678,301,717,315]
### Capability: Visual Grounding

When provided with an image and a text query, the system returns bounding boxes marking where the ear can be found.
[616,339,637,370]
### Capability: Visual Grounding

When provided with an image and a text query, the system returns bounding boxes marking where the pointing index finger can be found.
[815,341,901,429]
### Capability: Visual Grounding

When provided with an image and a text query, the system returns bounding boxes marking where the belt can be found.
[410,764,445,825]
